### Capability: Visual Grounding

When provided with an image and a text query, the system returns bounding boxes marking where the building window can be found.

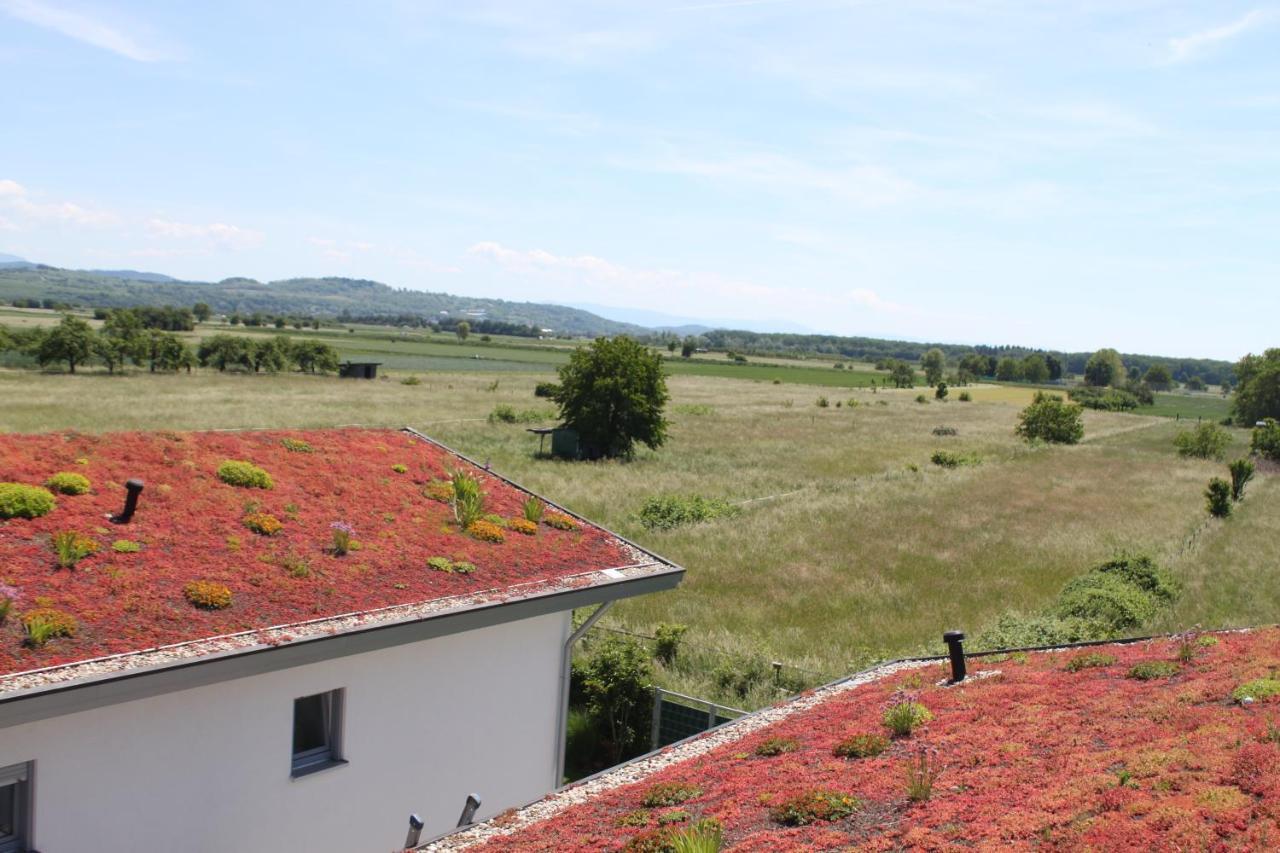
[291,689,345,777]
[0,761,31,853]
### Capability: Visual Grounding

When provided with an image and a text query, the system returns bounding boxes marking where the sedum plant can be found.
[46,471,91,495]
[0,482,57,519]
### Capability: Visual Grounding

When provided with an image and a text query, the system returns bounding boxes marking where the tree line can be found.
[0,312,341,376]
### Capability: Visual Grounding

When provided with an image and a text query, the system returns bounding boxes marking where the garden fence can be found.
[650,687,746,751]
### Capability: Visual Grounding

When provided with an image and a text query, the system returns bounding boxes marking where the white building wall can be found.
[0,610,571,853]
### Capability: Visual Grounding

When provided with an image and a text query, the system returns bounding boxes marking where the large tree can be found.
[1232,349,1280,425]
[995,357,1021,382]
[1143,363,1174,391]
[554,336,669,459]
[1084,348,1125,387]
[36,314,95,373]
[1021,354,1049,384]
[920,348,946,386]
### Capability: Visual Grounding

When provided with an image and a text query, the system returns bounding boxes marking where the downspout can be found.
[553,601,614,788]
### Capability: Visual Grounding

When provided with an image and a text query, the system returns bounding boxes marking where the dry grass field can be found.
[0,367,1269,707]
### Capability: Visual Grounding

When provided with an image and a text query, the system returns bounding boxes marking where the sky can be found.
[1,1,1277,360]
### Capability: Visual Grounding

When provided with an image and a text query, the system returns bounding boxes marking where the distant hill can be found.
[0,253,33,270]
[0,265,643,337]
[86,269,178,283]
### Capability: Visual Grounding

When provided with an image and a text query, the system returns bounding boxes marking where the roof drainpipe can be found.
[554,600,614,788]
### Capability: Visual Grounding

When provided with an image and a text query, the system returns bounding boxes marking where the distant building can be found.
[0,428,682,852]
[338,361,381,379]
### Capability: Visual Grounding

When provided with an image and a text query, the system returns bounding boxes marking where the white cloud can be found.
[848,288,900,312]
[0,177,117,225]
[147,218,263,249]
[0,0,175,61]
[307,236,377,262]
[1167,9,1270,64]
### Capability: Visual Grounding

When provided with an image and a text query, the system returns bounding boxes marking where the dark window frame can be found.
[290,689,346,778]
[0,761,32,853]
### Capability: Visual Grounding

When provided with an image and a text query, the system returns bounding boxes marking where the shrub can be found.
[1065,651,1117,672]
[522,496,545,523]
[1233,679,1280,703]
[391,463,408,474]
[1095,553,1179,604]
[184,580,232,610]
[329,521,354,556]
[883,694,932,737]
[52,531,99,568]
[1069,387,1140,411]
[21,608,78,646]
[111,539,141,553]
[935,382,948,401]
[1128,661,1180,681]
[754,736,799,756]
[833,732,889,759]
[1057,572,1159,632]
[450,470,485,528]
[216,460,273,489]
[930,450,979,468]
[400,375,422,386]
[769,790,859,826]
[423,480,454,502]
[1016,392,1084,444]
[45,472,90,495]
[534,381,559,398]
[958,391,972,402]
[976,611,1099,649]
[467,519,506,543]
[638,495,739,531]
[1175,422,1231,460]
[544,513,579,531]
[1252,418,1280,462]
[915,394,929,404]
[0,483,57,519]
[931,426,958,436]
[1206,478,1232,518]
[243,512,283,536]
[642,781,701,808]
[653,623,687,665]
[553,336,669,459]
[281,437,312,453]
[816,396,829,408]
[506,518,537,536]
[1229,458,1255,501]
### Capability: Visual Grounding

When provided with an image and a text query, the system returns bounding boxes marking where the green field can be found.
[1,366,1271,710]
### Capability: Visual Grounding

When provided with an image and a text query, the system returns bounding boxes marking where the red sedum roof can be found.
[437,628,1280,851]
[0,428,654,684]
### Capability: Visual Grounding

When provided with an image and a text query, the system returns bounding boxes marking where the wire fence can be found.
[650,688,747,751]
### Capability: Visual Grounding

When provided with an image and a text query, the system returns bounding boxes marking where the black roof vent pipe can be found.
[110,479,144,524]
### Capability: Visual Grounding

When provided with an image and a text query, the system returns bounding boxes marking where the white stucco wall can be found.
[0,610,571,853]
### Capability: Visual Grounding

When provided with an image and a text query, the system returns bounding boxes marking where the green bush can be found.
[958,391,972,402]
[1016,392,1084,444]
[914,394,929,404]
[1233,678,1280,703]
[816,396,829,408]
[1094,553,1179,604]
[754,736,799,756]
[653,623,687,665]
[1127,661,1180,681]
[976,611,1099,649]
[769,790,860,826]
[1206,478,1232,518]
[534,381,559,398]
[935,382,948,400]
[641,781,702,808]
[1064,651,1116,672]
[45,472,91,495]
[488,405,554,424]
[1229,458,1255,501]
[930,450,979,468]
[216,460,273,489]
[638,495,739,531]
[1252,418,1280,462]
[833,732,889,758]
[1069,387,1140,412]
[1174,422,1231,460]
[883,700,932,737]
[1057,573,1159,632]
[0,483,57,519]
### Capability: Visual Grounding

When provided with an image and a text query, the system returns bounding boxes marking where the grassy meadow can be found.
[0,365,1270,709]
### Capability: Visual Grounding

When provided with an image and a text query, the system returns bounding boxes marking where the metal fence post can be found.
[650,687,663,751]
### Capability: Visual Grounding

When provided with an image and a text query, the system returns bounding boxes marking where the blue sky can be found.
[1,1,1277,359]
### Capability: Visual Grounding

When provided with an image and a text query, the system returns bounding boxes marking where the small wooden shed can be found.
[339,361,381,379]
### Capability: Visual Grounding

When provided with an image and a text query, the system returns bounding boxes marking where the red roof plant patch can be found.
[0,428,643,680]
[447,629,1280,851]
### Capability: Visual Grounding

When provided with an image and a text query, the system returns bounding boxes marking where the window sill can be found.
[290,758,348,780]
